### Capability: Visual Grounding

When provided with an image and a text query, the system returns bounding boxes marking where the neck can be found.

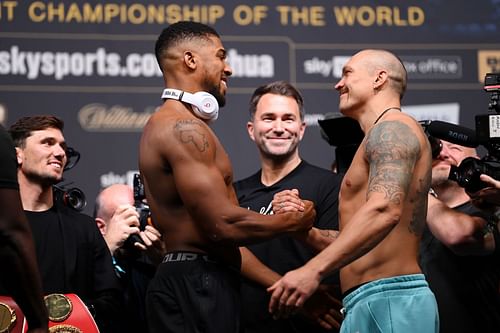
[354,99,401,133]
[260,154,302,186]
[373,107,401,125]
[18,173,54,211]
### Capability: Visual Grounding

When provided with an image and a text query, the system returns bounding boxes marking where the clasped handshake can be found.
[268,189,342,330]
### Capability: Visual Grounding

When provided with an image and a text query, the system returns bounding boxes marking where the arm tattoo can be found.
[409,175,431,235]
[365,121,420,204]
[174,119,209,152]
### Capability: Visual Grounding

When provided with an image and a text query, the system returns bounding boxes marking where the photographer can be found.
[94,183,165,333]
[420,139,500,333]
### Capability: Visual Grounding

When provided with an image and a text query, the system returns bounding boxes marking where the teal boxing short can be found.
[340,274,439,333]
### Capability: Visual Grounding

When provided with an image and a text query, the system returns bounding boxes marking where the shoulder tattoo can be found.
[365,121,421,204]
[174,119,209,152]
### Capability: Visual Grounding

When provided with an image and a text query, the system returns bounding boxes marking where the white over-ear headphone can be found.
[161,88,219,121]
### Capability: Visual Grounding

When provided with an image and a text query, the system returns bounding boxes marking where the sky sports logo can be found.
[0,46,161,80]
[303,55,462,79]
[0,45,275,81]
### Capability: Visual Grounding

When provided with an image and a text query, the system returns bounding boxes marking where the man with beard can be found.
[267,49,439,333]
[234,81,343,332]
[5,115,122,333]
[140,22,315,333]
[420,139,500,332]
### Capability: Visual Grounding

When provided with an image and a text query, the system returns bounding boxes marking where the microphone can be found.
[427,121,480,148]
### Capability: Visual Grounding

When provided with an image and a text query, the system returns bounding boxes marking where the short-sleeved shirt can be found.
[234,160,342,333]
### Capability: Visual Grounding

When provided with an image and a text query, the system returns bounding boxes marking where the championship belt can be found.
[0,294,99,333]
[0,296,24,333]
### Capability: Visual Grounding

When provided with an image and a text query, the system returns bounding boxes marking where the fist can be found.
[300,200,316,231]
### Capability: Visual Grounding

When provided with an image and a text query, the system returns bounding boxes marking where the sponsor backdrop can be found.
[1,0,499,214]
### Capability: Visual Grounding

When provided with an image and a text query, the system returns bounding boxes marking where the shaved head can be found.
[355,49,407,99]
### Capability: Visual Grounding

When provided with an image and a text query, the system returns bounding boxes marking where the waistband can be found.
[342,274,428,311]
[162,251,213,263]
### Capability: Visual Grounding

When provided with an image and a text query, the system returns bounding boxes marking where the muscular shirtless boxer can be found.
[268,49,439,333]
[139,21,314,333]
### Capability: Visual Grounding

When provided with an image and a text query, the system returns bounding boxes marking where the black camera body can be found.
[318,114,364,174]
[133,173,151,231]
[455,73,500,192]
[475,73,500,144]
[449,157,500,193]
[425,73,500,193]
[123,174,152,249]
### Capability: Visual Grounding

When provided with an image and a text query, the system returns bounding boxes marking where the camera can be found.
[124,174,152,249]
[318,113,364,174]
[53,146,86,211]
[133,173,151,231]
[53,184,87,211]
[423,73,500,193]
[448,157,500,193]
[419,120,443,159]
[475,73,500,143]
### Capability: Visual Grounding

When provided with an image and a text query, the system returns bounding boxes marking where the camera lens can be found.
[64,188,87,211]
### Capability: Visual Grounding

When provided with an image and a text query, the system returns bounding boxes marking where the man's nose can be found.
[224,63,232,77]
[54,145,66,158]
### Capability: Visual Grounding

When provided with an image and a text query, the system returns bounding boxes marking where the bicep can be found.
[365,121,420,204]
[165,120,233,219]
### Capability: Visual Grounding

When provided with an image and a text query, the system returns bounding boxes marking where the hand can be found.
[481,174,500,189]
[294,200,315,232]
[267,265,321,319]
[468,174,500,208]
[134,225,166,265]
[300,284,343,330]
[272,189,304,214]
[104,204,140,254]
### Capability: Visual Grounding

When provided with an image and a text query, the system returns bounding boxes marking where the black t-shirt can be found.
[420,201,500,333]
[0,125,19,190]
[234,160,342,333]
[25,204,123,333]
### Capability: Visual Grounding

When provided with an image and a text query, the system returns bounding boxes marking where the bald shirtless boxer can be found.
[268,49,439,333]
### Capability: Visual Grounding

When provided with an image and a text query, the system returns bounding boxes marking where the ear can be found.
[15,147,23,166]
[373,70,389,90]
[298,121,306,141]
[95,218,107,236]
[183,51,196,70]
[247,121,256,141]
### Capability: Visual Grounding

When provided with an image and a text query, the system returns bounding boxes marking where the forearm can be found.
[206,208,312,245]
[427,195,493,255]
[295,228,339,253]
[308,205,397,279]
[240,247,281,287]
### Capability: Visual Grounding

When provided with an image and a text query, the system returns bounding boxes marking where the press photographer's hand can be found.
[468,174,500,208]
[104,204,140,254]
